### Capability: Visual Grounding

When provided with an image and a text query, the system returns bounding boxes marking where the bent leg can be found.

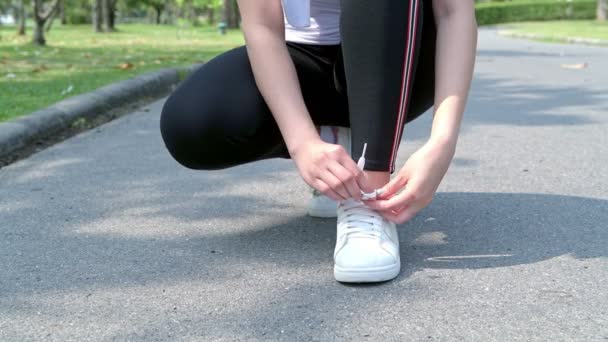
[160,44,347,170]
[160,46,285,170]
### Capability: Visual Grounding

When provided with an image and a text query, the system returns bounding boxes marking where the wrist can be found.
[286,133,322,157]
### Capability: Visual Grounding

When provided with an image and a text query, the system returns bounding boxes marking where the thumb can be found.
[377,174,408,200]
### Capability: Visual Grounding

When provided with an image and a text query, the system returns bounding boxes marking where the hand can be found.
[290,138,366,201]
[366,139,456,224]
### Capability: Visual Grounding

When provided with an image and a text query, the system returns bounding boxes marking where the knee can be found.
[159,94,225,170]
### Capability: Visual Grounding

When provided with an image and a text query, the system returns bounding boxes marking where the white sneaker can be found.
[307,126,351,218]
[334,199,401,283]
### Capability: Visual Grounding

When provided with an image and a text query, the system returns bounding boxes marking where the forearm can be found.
[430,1,477,150]
[237,0,320,154]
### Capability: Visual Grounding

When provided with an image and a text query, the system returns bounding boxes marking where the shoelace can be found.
[340,201,383,239]
[312,143,384,201]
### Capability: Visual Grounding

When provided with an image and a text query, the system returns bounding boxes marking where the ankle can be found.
[362,171,390,192]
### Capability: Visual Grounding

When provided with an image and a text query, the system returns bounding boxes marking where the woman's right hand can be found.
[290,138,366,201]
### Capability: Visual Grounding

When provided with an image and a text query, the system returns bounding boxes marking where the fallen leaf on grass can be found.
[61,85,74,96]
[31,64,49,73]
[117,62,134,70]
[561,63,588,70]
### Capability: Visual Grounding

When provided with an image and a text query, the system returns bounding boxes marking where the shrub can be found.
[475,0,597,25]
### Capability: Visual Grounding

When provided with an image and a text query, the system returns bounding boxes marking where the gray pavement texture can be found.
[1,28,607,341]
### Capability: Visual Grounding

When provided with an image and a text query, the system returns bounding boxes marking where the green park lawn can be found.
[504,20,608,42]
[0,23,244,122]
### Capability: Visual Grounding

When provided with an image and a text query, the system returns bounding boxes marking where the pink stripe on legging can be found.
[389,0,421,173]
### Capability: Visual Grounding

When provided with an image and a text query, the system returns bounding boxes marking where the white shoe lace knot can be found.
[340,201,384,239]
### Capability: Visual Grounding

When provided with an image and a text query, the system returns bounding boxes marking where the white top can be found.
[283,0,341,45]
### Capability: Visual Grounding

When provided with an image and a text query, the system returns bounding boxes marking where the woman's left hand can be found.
[365,139,456,224]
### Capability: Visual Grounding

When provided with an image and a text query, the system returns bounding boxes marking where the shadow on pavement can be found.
[2,188,606,296]
[402,72,604,143]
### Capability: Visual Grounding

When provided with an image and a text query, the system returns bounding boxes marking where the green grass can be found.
[0,23,244,122]
[504,20,608,41]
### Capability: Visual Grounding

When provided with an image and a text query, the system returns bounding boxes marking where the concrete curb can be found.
[0,64,201,160]
[498,30,608,47]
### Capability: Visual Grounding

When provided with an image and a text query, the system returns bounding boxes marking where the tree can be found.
[124,0,166,24]
[222,0,238,28]
[32,0,59,46]
[92,0,115,32]
[92,0,102,31]
[101,0,110,30]
[17,0,27,35]
[45,0,64,32]
[107,0,117,29]
[599,0,607,21]
[58,0,66,24]
[150,1,165,24]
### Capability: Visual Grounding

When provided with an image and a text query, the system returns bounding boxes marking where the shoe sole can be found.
[334,262,400,283]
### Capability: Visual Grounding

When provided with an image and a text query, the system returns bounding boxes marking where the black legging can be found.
[161,0,436,173]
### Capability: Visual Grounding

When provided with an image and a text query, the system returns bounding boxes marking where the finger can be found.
[327,160,361,200]
[315,179,343,202]
[380,203,421,224]
[366,187,416,212]
[338,153,365,181]
[394,203,423,224]
[319,171,350,200]
[376,174,408,199]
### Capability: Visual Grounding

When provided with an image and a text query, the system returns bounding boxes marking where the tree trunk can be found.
[32,0,59,46]
[232,0,240,28]
[207,6,215,25]
[222,0,232,27]
[59,0,66,25]
[101,0,110,31]
[93,0,102,32]
[33,21,45,45]
[45,5,58,32]
[154,6,162,24]
[223,0,239,28]
[108,0,116,30]
[17,0,27,35]
[599,0,607,21]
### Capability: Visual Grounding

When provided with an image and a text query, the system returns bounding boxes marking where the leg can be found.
[338,0,436,177]
[160,44,347,170]
[333,2,436,283]
[160,46,283,170]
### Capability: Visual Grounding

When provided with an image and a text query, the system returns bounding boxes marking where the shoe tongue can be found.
[340,198,364,210]
[341,199,380,218]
